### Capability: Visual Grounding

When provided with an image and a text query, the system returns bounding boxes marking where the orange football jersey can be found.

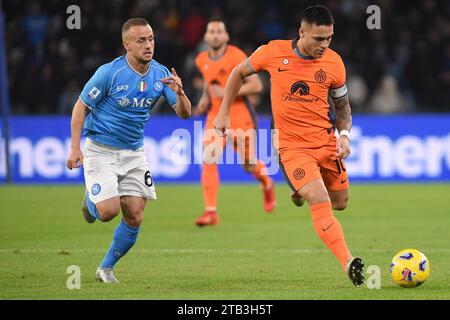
[248,38,347,150]
[195,45,250,116]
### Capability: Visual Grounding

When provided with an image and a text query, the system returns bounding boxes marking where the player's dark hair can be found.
[122,17,149,35]
[208,16,226,25]
[207,16,227,31]
[301,5,334,26]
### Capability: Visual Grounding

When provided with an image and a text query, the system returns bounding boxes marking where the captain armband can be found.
[330,84,348,99]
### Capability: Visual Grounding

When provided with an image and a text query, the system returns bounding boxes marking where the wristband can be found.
[339,129,351,139]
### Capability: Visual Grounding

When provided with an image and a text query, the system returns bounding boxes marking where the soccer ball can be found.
[390,249,430,288]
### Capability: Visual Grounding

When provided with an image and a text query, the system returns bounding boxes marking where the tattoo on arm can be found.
[333,95,352,132]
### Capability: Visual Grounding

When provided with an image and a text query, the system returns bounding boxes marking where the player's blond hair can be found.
[122,18,149,40]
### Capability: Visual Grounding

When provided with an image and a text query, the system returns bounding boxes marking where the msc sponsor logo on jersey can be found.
[88,87,101,100]
[118,97,131,108]
[132,97,155,108]
[117,97,155,108]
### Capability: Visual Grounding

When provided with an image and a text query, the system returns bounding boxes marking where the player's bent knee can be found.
[98,208,120,222]
[96,201,121,222]
[332,197,349,211]
[301,188,330,205]
[331,192,349,211]
[332,202,347,211]
[291,192,305,207]
[124,210,144,228]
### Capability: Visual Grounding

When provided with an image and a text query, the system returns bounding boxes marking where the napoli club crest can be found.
[91,183,101,195]
[153,80,163,92]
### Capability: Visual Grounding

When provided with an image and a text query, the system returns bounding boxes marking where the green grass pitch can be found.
[0,184,449,299]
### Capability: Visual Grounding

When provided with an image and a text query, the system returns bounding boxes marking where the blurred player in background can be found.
[193,17,277,227]
[66,18,191,283]
[214,6,365,286]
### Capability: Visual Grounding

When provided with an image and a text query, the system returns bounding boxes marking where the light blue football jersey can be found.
[79,55,177,150]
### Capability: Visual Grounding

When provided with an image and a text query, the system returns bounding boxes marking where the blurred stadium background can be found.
[1,0,449,184]
[0,0,449,299]
[4,0,450,115]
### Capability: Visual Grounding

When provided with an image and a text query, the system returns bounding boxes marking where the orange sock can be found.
[310,202,352,270]
[251,160,272,189]
[201,163,219,211]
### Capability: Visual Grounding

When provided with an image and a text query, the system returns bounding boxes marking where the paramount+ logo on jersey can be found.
[281,81,318,103]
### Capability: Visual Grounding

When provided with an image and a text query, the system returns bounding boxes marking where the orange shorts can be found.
[278,140,349,193]
[203,107,257,164]
[205,103,256,132]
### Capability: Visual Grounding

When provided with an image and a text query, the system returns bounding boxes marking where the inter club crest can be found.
[315,69,327,83]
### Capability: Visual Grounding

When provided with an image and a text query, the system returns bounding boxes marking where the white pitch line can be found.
[0,248,449,254]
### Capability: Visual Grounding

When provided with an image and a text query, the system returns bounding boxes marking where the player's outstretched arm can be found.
[213,61,255,136]
[193,82,210,116]
[162,68,191,119]
[236,73,263,97]
[209,73,262,99]
[333,94,352,159]
[67,99,89,170]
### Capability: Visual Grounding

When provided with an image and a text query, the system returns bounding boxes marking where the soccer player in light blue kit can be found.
[66,18,191,283]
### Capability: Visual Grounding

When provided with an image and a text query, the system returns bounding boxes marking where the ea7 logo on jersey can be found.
[116,85,129,92]
[132,97,155,108]
[88,87,101,100]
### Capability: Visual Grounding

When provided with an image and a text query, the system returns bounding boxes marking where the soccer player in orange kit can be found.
[194,17,276,226]
[213,6,365,286]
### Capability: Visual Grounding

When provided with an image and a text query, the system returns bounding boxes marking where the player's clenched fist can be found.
[67,148,84,170]
[213,113,230,137]
[336,135,351,159]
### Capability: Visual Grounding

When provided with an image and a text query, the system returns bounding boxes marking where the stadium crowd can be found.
[4,0,450,114]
